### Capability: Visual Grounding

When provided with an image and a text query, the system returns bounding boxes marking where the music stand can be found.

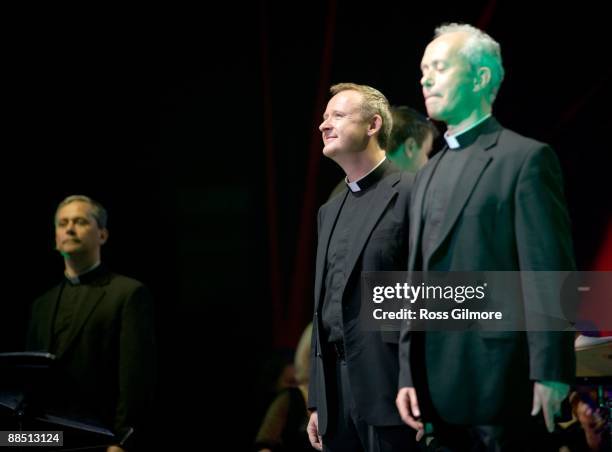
[0,351,120,451]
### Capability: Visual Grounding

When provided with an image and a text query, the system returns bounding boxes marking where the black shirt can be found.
[421,117,493,261]
[322,159,391,342]
[51,264,109,355]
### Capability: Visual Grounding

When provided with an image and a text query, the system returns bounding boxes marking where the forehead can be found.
[326,90,363,111]
[422,32,466,64]
[56,201,95,219]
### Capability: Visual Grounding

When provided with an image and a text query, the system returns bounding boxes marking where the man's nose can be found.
[319,118,330,132]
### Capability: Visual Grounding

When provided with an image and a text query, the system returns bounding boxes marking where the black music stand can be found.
[0,351,121,451]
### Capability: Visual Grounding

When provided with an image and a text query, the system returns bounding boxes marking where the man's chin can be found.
[425,109,442,121]
[58,247,82,258]
[322,146,337,158]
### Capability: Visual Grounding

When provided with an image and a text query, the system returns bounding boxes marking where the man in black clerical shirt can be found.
[27,195,156,452]
[307,83,416,452]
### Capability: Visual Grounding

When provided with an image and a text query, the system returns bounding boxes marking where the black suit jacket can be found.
[26,269,156,446]
[309,166,414,434]
[399,118,576,425]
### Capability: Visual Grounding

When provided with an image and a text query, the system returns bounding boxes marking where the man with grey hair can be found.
[396,24,575,449]
[307,83,416,451]
[27,195,156,452]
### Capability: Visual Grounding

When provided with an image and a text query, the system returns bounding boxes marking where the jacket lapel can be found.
[43,284,63,350]
[56,284,106,358]
[314,191,348,312]
[340,172,400,296]
[424,120,502,266]
[409,150,445,271]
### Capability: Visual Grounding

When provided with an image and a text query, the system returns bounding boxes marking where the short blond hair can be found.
[330,83,393,150]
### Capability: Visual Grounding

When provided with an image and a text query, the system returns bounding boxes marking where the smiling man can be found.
[27,195,156,452]
[307,83,416,451]
[395,24,576,450]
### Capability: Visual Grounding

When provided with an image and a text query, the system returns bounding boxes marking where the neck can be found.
[64,255,100,278]
[336,147,386,183]
[446,104,491,135]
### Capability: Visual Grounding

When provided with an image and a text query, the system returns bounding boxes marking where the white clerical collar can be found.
[444,113,492,149]
[345,157,387,193]
[65,261,101,285]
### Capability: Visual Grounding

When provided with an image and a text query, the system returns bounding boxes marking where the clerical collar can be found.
[345,157,388,193]
[444,114,492,149]
[65,261,103,285]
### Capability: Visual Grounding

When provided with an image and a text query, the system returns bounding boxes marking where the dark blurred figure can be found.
[386,106,439,173]
[254,349,296,427]
[255,323,313,452]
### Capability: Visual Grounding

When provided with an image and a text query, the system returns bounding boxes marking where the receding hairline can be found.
[55,200,97,220]
[54,195,108,229]
[424,31,470,56]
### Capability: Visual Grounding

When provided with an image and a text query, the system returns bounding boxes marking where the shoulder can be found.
[381,168,414,201]
[483,124,559,177]
[496,125,551,159]
[395,170,415,192]
[104,274,155,325]
[32,281,62,309]
[108,273,146,290]
[319,190,344,217]
[105,273,151,300]
[36,281,62,299]
[510,132,561,174]
[271,387,306,413]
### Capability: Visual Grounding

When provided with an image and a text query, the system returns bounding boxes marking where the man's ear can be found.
[404,137,417,154]
[367,114,383,137]
[99,228,109,245]
[473,66,492,93]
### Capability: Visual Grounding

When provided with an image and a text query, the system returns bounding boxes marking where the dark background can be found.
[2,1,611,448]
